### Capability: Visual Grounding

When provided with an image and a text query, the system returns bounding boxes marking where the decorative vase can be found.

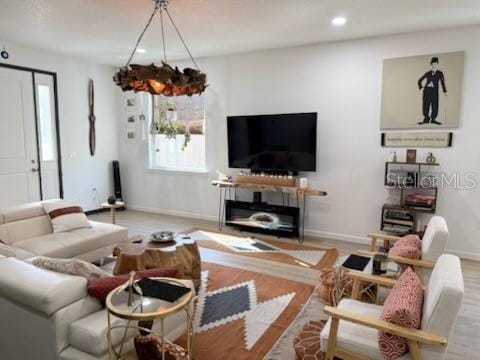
[107,196,117,205]
[426,152,437,164]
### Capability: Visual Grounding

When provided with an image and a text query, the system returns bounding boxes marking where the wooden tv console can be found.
[211,179,327,243]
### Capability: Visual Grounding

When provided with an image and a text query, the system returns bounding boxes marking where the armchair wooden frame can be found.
[368,232,402,252]
[324,272,447,360]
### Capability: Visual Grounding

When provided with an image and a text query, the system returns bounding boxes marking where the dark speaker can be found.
[112,161,122,200]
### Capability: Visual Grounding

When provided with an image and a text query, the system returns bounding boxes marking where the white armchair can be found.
[364,216,449,281]
[321,254,463,360]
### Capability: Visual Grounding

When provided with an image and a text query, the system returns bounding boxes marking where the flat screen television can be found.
[227,112,317,172]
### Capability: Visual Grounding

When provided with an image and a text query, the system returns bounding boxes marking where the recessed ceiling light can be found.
[331,17,347,27]
[136,48,147,53]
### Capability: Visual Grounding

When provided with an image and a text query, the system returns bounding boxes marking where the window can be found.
[148,94,206,172]
[37,85,56,162]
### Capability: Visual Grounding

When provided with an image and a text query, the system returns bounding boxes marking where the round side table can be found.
[106,277,194,360]
[102,201,125,224]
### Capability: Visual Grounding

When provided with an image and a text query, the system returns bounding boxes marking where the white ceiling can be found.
[1,0,480,66]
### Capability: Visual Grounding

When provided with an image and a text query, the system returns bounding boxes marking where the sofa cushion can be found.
[0,243,36,259]
[65,221,128,257]
[0,215,53,245]
[0,257,87,315]
[87,268,178,305]
[13,221,126,258]
[378,267,423,360]
[14,231,85,258]
[43,201,91,233]
[32,256,110,281]
[0,201,48,223]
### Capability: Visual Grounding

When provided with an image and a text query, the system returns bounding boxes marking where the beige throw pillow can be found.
[32,256,110,281]
[43,201,91,233]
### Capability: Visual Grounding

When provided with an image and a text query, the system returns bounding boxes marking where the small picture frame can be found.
[126,129,136,142]
[126,97,136,108]
[406,149,417,163]
[126,114,136,124]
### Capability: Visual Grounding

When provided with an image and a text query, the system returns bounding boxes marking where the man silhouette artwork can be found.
[417,57,447,125]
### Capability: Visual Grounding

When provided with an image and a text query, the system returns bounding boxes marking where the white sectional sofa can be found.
[0,257,193,359]
[0,201,193,359]
[0,200,128,262]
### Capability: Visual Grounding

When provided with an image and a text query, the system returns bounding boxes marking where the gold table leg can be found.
[111,207,116,224]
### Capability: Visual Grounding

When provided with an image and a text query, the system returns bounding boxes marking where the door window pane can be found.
[37,85,55,161]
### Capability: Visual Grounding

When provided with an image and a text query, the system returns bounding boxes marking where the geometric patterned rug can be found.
[177,262,314,360]
[187,228,338,271]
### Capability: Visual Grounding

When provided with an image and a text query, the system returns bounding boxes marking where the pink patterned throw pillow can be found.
[389,244,421,260]
[378,267,423,359]
[394,234,421,250]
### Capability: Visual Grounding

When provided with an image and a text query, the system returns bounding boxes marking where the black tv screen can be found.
[227,113,317,172]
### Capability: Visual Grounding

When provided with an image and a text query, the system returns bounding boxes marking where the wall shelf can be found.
[381,161,440,235]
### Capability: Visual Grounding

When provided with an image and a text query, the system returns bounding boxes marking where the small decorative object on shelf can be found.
[299,177,309,189]
[406,149,417,163]
[107,196,117,205]
[387,151,397,162]
[216,170,232,182]
[426,152,437,164]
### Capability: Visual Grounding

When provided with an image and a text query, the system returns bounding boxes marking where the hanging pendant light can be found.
[113,0,207,96]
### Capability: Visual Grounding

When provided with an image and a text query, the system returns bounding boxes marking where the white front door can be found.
[0,67,41,207]
[34,73,60,200]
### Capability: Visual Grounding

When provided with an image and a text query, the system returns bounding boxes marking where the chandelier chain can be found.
[160,8,167,63]
[165,8,200,70]
[125,4,160,67]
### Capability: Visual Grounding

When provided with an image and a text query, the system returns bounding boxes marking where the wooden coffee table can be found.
[112,235,201,289]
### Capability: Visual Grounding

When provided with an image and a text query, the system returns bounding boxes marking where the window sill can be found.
[148,167,210,176]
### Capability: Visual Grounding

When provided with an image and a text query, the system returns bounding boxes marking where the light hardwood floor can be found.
[90,209,479,360]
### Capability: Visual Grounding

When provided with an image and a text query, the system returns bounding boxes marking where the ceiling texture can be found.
[0,0,479,66]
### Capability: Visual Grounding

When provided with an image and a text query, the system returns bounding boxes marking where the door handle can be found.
[31,168,39,172]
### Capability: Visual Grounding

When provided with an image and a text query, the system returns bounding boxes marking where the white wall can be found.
[120,25,480,259]
[0,42,120,211]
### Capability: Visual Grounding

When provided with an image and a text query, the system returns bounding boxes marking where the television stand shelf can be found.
[211,180,327,243]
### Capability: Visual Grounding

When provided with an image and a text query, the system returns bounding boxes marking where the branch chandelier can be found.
[113,0,207,96]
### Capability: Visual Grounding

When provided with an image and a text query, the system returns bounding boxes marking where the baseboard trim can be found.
[304,229,370,245]
[127,204,370,245]
[85,208,109,215]
[127,204,218,222]
[446,249,480,261]
[125,205,479,260]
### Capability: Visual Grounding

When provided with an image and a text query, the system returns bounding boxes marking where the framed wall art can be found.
[380,51,464,129]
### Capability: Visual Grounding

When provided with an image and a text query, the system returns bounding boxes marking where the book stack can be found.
[382,208,414,234]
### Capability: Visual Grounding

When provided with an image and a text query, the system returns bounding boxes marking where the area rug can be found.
[177,262,314,360]
[186,228,338,270]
